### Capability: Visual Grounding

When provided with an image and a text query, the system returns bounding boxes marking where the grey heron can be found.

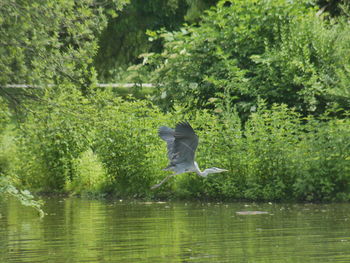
[151,121,228,189]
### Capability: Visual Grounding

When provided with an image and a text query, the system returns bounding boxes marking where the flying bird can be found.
[151,121,228,189]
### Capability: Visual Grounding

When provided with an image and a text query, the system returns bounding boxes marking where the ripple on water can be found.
[1,199,350,262]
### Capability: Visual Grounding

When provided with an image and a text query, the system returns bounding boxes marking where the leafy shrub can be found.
[137,0,350,116]
[173,107,245,199]
[171,103,350,202]
[66,149,108,196]
[14,91,92,192]
[252,16,350,115]
[11,90,172,198]
[241,103,302,200]
[0,177,44,217]
[174,102,302,201]
[92,97,168,198]
[0,99,11,175]
[292,116,350,201]
[4,87,350,202]
[0,99,44,216]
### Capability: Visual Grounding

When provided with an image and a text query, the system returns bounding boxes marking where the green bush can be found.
[3,87,350,202]
[92,97,168,198]
[0,99,11,175]
[10,90,171,198]
[240,103,302,200]
[169,103,350,202]
[174,103,302,201]
[173,108,245,199]
[0,99,44,216]
[13,91,92,192]
[252,16,350,115]
[292,116,350,201]
[66,149,108,196]
[137,0,350,116]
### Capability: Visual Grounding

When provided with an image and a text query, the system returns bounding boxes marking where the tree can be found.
[0,0,128,106]
[139,0,350,116]
[94,0,219,81]
[0,0,128,215]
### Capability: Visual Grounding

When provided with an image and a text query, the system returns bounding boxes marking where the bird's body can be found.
[151,121,228,189]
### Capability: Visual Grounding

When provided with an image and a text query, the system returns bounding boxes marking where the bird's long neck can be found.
[194,162,208,177]
[199,170,209,177]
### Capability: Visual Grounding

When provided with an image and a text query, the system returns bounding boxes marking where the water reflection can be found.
[1,198,350,262]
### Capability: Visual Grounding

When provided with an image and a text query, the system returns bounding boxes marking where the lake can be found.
[1,198,349,262]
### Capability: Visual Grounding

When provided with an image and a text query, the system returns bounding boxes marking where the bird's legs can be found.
[151,174,176,189]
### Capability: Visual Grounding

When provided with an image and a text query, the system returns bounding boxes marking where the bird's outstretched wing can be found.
[173,121,199,165]
[158,126,175,161]
[159,122,199,167]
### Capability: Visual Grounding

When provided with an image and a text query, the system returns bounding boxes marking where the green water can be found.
[0,198,349,262]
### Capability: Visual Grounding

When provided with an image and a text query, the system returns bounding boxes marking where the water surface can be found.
[1,198,349,262]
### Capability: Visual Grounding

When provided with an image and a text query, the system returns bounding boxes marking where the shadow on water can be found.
[1,198,350,262]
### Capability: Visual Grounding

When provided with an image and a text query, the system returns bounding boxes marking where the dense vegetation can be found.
[136,0,350,117]
[1,0,350,214]
[94,0,219,81]
[0,0,128,214]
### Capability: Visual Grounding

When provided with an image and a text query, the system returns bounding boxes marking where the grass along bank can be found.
[1,94,350,202]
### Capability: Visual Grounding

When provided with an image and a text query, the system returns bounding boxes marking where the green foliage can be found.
[14,91,92,192]
[162,103,350,202]
[239,103,302,200]
[0,101,44,216]
[7,89,169,198]
[95,0,186,81]
[0,99,12,176]
[293,116,350,201]
[138,0,350,116]
[92,96,168,197]
[252,16,350,115]
[1,0,350,204]
[0,177,44,217]
[0,0,128,105]
[170,102,301,201]
[95,0,219,81]
[66,149,108,196]
[3,91,350,202]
